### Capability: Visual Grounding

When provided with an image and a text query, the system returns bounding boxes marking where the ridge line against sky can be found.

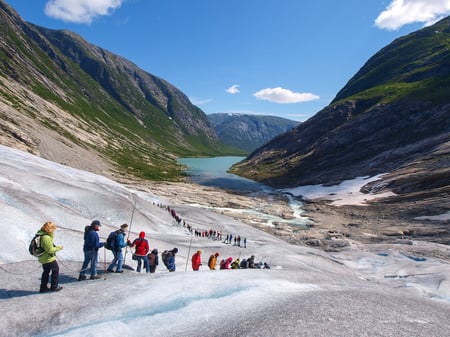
[5,0,450,121]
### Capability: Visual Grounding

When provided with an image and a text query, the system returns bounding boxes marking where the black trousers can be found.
[41,260,59,291]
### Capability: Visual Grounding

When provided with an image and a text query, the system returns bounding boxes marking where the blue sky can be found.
[5,0,450,121]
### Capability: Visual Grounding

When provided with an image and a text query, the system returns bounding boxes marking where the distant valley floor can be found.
[122,178,450,262]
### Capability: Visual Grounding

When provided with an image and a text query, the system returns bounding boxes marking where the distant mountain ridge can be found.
[0,0,236,181]
[208,113,299,153]
[231,17,450,211]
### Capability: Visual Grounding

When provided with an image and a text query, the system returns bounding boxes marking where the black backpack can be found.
[29,234,46,257]
[162,250,170,268]
[105,231,119,250]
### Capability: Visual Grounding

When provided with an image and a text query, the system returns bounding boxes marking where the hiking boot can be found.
[78,274,87,281]
[90,275,101,280]
[116,270,124,273]
[50,286,63,292]
[107,269,114,273]
[39,287,50,293]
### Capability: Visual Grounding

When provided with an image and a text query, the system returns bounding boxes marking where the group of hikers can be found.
[79,220,180,278]
[192,250,270,271]
[34,220,179,292]
[34,217,264,294]
[159,204,247,248]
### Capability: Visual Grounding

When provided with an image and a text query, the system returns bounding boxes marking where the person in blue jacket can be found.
[79,220,104,281]
[163,247,178,272]
[107,224,130,273]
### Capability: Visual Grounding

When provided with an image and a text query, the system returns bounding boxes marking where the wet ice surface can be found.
[0,145,449,337]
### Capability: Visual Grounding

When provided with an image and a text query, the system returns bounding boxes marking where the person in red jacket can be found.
[191,250,202,271]
[131,231,150,273]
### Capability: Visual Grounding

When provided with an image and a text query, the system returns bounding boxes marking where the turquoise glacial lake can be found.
[178,156,268,192]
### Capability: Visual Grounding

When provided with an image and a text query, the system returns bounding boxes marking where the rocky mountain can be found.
[208,113,299,153]
[231,17,450,217]
[0,1,235,182]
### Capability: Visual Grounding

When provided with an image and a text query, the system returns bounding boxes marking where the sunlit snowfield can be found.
[0,145,449,337]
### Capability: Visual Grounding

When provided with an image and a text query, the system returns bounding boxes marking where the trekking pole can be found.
[123,196,137,266]
[103,247,107,280]
[185,236,193,272]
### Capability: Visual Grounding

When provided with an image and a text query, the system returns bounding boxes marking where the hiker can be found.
[208,252,219,270]
[107,224,130,273]
[263,262,271,269]
[131,231,150,273]
[247,255,256,269]
[231,258,240,269]
[239,258,248,269]
[37,221,63,293]
[191,250,202,271]
[79,220,104,281]
[162,248,178,272]
[220,257,233,270]
[148,248,159,273]
[219,259,225,269]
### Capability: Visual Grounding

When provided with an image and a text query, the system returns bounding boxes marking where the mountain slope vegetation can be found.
[0,1,237,181]
[231,17,450,203]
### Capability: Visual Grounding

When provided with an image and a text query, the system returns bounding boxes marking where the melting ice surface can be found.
[0,146,449,337]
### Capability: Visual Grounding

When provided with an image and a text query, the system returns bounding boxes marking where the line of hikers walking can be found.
[156,203,248,248]
[78,220,179,279]
[34,219,264,293]
[192,250,270,271]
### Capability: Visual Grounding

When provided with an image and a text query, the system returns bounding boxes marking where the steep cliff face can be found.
[0,1,228,181]
[231,17,450,197]
[208,113,298,153]
[35,26,217,143]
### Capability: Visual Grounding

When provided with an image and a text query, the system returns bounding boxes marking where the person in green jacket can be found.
[37,221,64,293]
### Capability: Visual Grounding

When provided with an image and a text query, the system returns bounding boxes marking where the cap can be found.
[120,224,128,231]
[91,220,101,226]
[172,248,178,253]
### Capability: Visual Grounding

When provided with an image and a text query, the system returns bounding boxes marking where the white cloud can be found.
[375,0,450,30]
[253,87,319,104]
[226,84,240,94]
[45,0,124,24]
